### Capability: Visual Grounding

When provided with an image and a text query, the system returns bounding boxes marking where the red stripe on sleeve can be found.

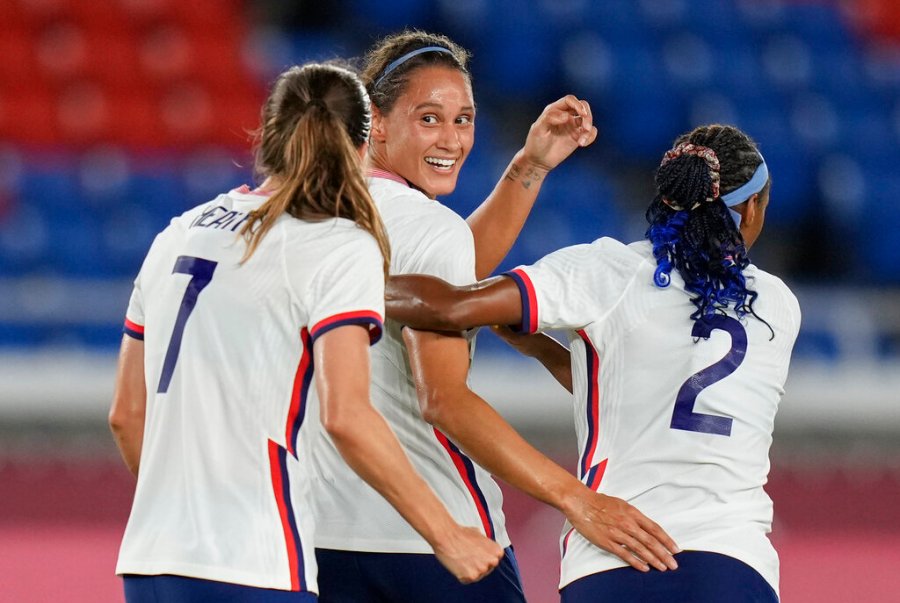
[310,310,384,345]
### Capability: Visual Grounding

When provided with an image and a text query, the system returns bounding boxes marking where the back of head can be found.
[645,124,770,328]
[244,62,390,276]
[361,29,471,114]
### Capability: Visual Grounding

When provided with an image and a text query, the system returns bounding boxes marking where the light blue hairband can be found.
[373,46,454,88]
[721,156,768,228]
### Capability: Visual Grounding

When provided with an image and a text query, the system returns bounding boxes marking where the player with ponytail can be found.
[110,62,502,603]
[385,124,801,602]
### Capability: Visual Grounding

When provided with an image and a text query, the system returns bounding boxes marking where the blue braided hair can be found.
[645,125,772,333]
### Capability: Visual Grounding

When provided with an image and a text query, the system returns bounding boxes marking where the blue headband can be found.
[373,46,454,88]
[721,156,768,228]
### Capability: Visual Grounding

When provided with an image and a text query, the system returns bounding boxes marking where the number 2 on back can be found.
[670,315,747,437]
[157,256,217,393]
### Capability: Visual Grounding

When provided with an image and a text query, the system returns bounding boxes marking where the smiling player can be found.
[311,30,678,603]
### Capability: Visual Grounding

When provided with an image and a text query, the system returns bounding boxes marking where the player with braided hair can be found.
[385,124,801,602]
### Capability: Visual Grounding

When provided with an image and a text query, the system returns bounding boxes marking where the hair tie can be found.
[659,143,721,211]
[373,46,454,88]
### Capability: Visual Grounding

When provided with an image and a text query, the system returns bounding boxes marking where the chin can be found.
[427,175,460,198]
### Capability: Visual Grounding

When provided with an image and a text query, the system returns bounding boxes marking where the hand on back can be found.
[563,486,680,573]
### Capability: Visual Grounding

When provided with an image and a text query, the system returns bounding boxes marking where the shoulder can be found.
[747,265,802,329]
[285,216,381,257]
[369,178,468,234]
[553,237,644,271]
[748,265,799,305]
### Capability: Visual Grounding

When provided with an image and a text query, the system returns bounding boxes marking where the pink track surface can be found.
[2,459,899,602]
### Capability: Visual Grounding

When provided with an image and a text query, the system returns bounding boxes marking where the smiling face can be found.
[369,65,475,198]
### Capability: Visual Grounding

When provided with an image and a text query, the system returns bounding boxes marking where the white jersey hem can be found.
[314,532,512,555]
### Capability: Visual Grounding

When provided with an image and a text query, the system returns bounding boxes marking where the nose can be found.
[435,122,461,153]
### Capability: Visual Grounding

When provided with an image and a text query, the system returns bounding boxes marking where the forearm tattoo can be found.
[504,163,544,190]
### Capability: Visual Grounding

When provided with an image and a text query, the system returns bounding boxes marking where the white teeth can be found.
[425,157,455,168]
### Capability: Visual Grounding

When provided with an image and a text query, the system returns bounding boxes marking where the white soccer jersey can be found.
[505,238,800,595]
[116,186,385,594]
[311,171,510,553]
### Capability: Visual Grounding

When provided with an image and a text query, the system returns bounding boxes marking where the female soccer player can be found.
[311,31,678,603]
[386,124,801,603]
[108,62,502,603]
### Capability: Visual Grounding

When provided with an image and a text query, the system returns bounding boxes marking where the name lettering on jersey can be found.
[190,205,252,232]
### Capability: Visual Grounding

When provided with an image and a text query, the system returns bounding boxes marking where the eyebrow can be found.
[413,101,476,113]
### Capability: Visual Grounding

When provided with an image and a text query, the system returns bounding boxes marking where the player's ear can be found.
[744,193,762,228]
[370,106,387,144]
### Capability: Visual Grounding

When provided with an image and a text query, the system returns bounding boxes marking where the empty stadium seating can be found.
[1,0,898,352]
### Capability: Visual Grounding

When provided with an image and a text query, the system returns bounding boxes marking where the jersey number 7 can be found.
[670,315,747,437]
[157,256,218,393]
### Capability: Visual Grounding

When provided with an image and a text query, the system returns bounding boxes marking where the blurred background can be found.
[1,0,899,601]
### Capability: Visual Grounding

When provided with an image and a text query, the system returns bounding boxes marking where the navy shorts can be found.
[315,546,526,603]
[560,551,778,603]
[123,574,318,603]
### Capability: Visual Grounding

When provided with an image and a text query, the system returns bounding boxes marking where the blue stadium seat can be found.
[781,2,852,52]
[44,209,106,277]
[473,0,561,97]
[127,168,187,218]
[345,0,434,30]
[0,204,51,275]
[0,323,49,348]
[660,32,715,90]
[99,205,161,277]
[585,0,650,46]
[22,161,80,213]
[679,0,747,44]
[792,329,840,362]
[603,44,685,159]
[736,107,814,226]
[859,171,900,282]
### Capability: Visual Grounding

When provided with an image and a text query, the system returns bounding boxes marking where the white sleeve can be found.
[123,284,145,340]
[299,232,386,346]
[123,226,175,340]
[502,238,637,334]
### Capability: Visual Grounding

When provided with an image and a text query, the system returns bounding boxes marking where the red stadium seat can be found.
[0,89,58,146]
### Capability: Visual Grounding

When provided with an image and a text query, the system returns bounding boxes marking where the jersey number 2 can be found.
[670,315,747,437]
[157,256,218,393]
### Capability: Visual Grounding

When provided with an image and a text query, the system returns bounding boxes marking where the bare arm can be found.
[403,328,679,572]
[109,335,147,477]
[386,274,575,390]
[315,325,503,583]
[467,95,597,279]
[386,273,524,332]
[490,326,573,393]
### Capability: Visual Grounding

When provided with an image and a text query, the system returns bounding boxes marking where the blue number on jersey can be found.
[157,256,218,393]
[670,315,747,436]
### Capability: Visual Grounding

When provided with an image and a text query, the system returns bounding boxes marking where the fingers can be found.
[572,492,680,573]
[625,524,678,572]
[453,531,503,584]
[542,94,596,147]
[636,515,680,561]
